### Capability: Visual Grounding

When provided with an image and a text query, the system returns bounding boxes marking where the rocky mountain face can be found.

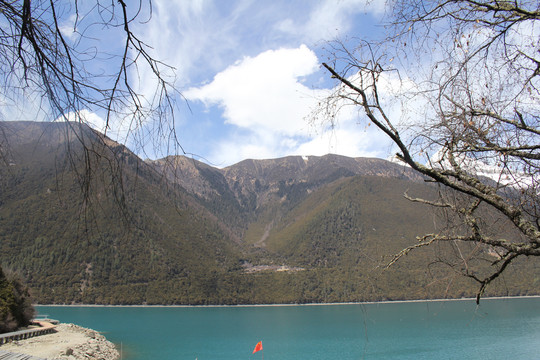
[1,122,539,305]
[151,154,422,205]
[148,154,424,238]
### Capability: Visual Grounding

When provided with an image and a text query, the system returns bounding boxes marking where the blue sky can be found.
[120,0,396,167]
[31,0,535,190]
[5,0,397,168]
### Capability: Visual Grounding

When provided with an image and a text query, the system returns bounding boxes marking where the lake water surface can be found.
[36,297,540,360]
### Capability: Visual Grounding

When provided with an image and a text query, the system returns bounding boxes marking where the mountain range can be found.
[0,121,538,304]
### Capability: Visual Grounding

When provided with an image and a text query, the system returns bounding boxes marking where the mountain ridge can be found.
[0,121,538,304]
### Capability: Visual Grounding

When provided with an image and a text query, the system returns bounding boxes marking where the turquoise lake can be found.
[37,297,540,360]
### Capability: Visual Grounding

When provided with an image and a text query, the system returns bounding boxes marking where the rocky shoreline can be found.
[0,323,119,360]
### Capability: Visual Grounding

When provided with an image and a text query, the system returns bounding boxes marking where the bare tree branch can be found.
[319,0,540,301]
[0,0,184,219]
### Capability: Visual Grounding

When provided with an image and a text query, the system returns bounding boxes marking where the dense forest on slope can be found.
[0,122,539,305]
[0,267,34,333]
[0,122,244,304]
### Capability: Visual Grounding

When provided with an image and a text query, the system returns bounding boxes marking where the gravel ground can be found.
[0,323,119,360]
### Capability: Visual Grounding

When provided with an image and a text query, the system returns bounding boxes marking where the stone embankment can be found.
[0,323,119,360]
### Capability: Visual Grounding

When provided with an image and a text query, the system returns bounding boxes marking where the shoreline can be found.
[34,294,540,308]
[0,323,119,360]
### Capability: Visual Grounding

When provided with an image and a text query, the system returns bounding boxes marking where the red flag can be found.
[253,341,263,354]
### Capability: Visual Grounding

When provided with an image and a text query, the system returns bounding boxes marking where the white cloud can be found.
[140,0,387,89]
[276,0,386,43]
[128,0,397,164]
[56,110,105,130]
[59,14,78,42]
[185,45,322,136]
[183,44,402,166]
[208,132,287,166]
[206,117,394,167]
[78,110,106,132]
[3,0,397,166]
[56,110,133,143]
[295,126,391,159]
[140,0,252,86]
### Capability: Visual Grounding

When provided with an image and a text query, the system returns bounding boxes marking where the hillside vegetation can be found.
[0,267,34,333]
[0,122,539,305]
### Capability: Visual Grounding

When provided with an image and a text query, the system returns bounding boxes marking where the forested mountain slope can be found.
[0,122,243,304]
[1,122,538,304]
